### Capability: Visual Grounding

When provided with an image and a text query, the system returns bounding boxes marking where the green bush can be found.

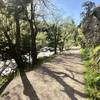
[89,46,100,71]
[80,48,91,60]
[85,66,100,99]
[81,46,100,100]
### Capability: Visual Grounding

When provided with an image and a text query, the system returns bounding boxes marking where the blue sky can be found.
[53,0,100,25]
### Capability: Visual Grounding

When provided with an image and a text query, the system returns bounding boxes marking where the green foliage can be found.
[90,46,100,71]
[47,24,61,49]
[80,3,100,99]
[81,46,100,100]
[85,64,100,100]
[77,28,86,47]
[93,46,100,57]
[0,77,7,88]
[47,18,78,52]
[36,32,47,51]
[80,48,91,60]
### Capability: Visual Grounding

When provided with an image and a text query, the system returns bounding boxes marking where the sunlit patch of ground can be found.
[0,47,87,100]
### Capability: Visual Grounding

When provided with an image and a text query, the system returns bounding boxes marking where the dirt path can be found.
[0,47,87,100]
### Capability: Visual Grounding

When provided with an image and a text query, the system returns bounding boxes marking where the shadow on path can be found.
[20,70,39,100]
[65,67,85,75]
[52,71,85,85]
[51,54,83,65]
[41,66,88,100]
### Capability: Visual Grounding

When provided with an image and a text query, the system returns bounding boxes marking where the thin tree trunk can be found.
[31,36,37,65]
[30,23,37,65]
[54,36,57,54]
[54,26,57,54]
[30,0,37,66]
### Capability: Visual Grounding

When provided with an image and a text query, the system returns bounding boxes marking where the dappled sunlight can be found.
[0,0,99,99]
[0,48,87,100]
[39,66,87,100]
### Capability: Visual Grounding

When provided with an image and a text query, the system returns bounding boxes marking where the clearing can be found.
[0,47,87,100]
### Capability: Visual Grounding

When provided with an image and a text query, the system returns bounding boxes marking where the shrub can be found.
[81,46,100,100]
[85,66,100,99]
[80,48,91,60]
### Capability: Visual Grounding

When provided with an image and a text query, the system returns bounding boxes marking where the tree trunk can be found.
[27,0,38,66]
[14,12,25,69]
[54,41,57,54]
[14,55,25,70]
[7,46,25,70]
[54,31,57,54]
[31,36,37,65]
[30,23,37,65]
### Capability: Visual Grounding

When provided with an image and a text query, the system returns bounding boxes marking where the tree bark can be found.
[30,0,37,66]
[54,25,57,54]
[30,23,37,65]
[14,12,25,69]
[54,34,57,54]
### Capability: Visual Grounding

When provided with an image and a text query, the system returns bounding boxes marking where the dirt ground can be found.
[0,47,87,100]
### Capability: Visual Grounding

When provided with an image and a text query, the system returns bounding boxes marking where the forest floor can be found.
[0,47,88,100]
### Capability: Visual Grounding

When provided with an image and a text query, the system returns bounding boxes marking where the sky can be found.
[53,0,100,25]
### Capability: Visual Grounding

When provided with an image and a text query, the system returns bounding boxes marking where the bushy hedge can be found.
[80,46,100,100]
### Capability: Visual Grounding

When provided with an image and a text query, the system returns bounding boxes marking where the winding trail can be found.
[0,47,87,100]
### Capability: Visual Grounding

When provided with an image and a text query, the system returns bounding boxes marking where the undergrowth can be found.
[80,46,100,100]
